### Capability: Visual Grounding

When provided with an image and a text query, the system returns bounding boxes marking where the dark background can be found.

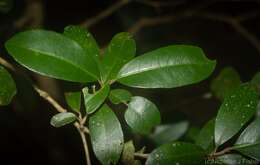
[0,0,260,164]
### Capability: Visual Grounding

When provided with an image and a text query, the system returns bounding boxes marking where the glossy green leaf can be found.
[234,117,260,160]
[215,84,258,146]
[101,32,136,83]
[125,96,161,134]
[82,85,110,114]
[146,142,205,165]
[65,91,81,112]
[63,25,101,77]
[50,112,76,128]
[195,119,215,153]
[89,104,124,165]
[251,71,260,95]
[117,45,216,88]
[0,66,16,105]
[150,120,189,146]
[109,89,132,104]
[5,29,99,82]
[211,67,241,100]
[0,0,12,13]
[216,154,256,165]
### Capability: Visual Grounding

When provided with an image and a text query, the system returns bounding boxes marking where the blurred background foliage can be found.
[0,0,260,164]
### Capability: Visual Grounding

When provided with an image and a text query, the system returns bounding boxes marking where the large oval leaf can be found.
[101,32,136,83]
[146,142,205,165]
[50,112,76,128]
[150,120,189,146]
[125,96,161,134]
[234,117,260,160]
[0,66,16,105]
[63,25,101,77]
[89,104,124,165]
[215,84,258,146]
[82,85,110,114]
[5,29,99,82]
[195,119,215,153]
[117,45,216,88]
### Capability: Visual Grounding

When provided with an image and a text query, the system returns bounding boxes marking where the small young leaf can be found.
[146,142,205,165]
[0,66,16,106]
[125,96,161,134]
[150,120,189,146]
[63,25,101,77]
[117,45,216,88]
[121,140,135,165]
[109,89,132,104]
[234,117,260,160]
[82,85,110,114]
[211,67,241,100]
[101,32,136,83]
[216,154,256,165]
[65,91,81,112]
[195,119,215,153]
[215,84,258,146]
[50,112,76,128]
[89,104,124,165]
[5,29,99,82]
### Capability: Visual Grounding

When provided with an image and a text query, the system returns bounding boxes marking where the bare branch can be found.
[80,0,130,28]
[195,12,260,54]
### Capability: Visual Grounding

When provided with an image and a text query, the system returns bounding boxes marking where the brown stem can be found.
[80,0,129,28]
[76,125,91,165]
[134,153,149,159]
[209,147,233,158]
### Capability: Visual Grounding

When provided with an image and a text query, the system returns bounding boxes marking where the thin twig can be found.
[195,12,260,54]
[80,0,130,28]
[33,85,67,113]
[134,153,149,159]
[209,147,233,158]
[76,125,91,165]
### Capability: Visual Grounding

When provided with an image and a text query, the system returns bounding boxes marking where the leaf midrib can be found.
[11,43,98,80]
[118,61,214,79]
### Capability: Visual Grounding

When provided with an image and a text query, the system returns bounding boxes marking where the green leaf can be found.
[215,84,258,146]
[256,101,260,117]
[89,104,124,165]
[65,91,81,112]
[0,66,16,105]
[146,142,205,165]
[82,85,110,114]
[109,89,132,104]
[211,67,241,100]
[195,119,215,153]
[216,154,256,165]
[150,121,189,146]
[117,45,216,88]
[5,29,99,82]
[125,96,161,134]
[101,32,136,83]
[50,112,76,128]
[234,117,260,160]
[251,71,260,95]
[63,25,101,77]
[0,0,13,13]
[183,126,200,142]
